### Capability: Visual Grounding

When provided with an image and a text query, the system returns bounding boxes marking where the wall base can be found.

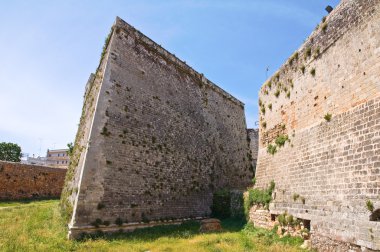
[68,217,205,239]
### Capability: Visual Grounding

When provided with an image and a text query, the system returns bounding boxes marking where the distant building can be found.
[46,149,70,168]
[23,156,47,166]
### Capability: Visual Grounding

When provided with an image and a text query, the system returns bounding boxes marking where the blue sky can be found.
[0,0,340,157]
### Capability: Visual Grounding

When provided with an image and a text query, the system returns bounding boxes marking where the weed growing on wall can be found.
[274,90,280,98]
[367,200,374,212]
[267,144,277,155]
[275,135,289,147]
[310,68,316,77]
[292,194,300,202]
[324,113,332,122]
[300,65,305,74]
[321,22,328,32]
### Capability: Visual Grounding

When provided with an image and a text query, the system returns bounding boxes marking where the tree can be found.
[67,142,74,157]
[0,142,22,162]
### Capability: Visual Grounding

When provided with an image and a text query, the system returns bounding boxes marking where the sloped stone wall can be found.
[65,17,252,238]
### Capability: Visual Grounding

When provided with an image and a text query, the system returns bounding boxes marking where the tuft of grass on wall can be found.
[324,113,332,122]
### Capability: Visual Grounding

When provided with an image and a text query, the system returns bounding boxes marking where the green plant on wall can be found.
[274,90,280,98]
[310,68,316,77]
[321,22,328,32]
[275,135,288,147]
[267,144,277,155]
[292,193,300,202]
[324,113,332,122]
[268,103,272,111]
[244,180,275,217]
[366,200,374,212]
[261,106,266,115]
[305,47,312,58]
[300,65,305,74]
[267,81,272,89]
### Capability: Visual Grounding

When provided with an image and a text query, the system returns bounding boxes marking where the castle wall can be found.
[0,161,66,200]
[247,129,259,174]
[66,17,252,238]
[254,0,380,250]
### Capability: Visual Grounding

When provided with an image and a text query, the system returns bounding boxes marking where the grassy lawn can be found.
[0,200,308,252]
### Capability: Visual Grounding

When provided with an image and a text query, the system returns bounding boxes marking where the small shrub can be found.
[286,91,290,98]
[267,144,277,155]
[292,193,300,202]
[244,180,275,217]
[324,113,332,122]
[261,106,266,115]
[275,135,288,147]
[267,82,272,89]
[310,68,316,77]
[305,47,312,58]
[286,215,294,225]
[275,73,280,81]
[367,200,374,212]
[322,16,326,23]
[262,121,267,129]
[278,213,287,226]
[321,22,328,32]
[106,160,112,165]
[268,103,272,111]
[100,127,111,137]
[314,47,320,58]
[252,177,256,186]
[274,90,280,98]
[281,124,286,130]
[301,197,306,204]
[289,52,298,65]
[258,99,263,107]
[300,65,305,74]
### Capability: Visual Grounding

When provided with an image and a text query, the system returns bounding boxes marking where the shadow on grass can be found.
[78,218,247,242]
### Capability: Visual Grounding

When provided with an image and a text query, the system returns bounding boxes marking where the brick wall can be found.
[254,0,380,250]
[0,161,66,200]
[65,17,253,238]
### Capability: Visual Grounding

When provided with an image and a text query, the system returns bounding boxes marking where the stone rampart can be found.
[63,17,253,238]
[0,161,66,200]
[254,0,380,250]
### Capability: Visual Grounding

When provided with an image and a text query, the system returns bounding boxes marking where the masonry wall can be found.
[247,129,259,174]
[0,161,66,200]
[254,0,380,250]
[65,17,252,238]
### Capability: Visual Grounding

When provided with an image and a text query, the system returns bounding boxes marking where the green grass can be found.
[0,200,307,252]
